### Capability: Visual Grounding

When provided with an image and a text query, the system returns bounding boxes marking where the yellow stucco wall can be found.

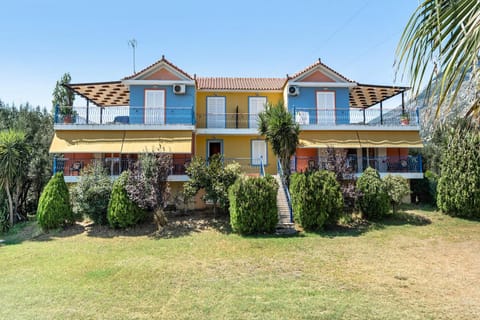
[195,135,277,175]
[196,91,283,128]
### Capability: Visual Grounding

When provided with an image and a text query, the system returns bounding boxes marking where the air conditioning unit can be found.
[173,84,186,95]
[288,85,299,96]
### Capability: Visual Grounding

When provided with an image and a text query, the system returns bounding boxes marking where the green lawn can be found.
[1,206,479,320]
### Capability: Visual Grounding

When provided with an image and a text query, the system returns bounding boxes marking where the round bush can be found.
[290,170,343,230]
[229,175,278,234]
[356,167,389,220]
[107,171,146,228]
[37,172,74,230]
[71,162,112,224]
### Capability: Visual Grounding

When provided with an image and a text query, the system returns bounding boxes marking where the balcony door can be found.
[145,89,165,124]
[249,97,267,128]
[207,97,226,128]
[316,91,335,125]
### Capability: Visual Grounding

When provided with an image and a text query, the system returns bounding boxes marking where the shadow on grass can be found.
[316,210,432,238]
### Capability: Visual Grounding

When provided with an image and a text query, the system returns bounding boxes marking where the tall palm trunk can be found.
[5,181,14,226]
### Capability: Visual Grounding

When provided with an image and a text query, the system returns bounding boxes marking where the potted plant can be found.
[400,112,410,125]
[59,106,77,124]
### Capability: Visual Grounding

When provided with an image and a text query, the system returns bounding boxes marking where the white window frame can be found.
[316,91,335,125]
[145,89,165,124]
[249,96,267,128]
[207,96,226,128]
[251,139,267,166]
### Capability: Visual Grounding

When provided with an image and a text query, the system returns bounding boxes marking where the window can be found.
[145,89,165,124]
[207,97,226,128]
[316,91,335,125]
[251,140,267,166]
[249,97,267,128]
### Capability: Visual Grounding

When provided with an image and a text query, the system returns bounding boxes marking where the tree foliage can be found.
[37,173,74,230]
[396,0,480,118]
[0,130,30,226]
[184,154,241,214]
[125,152,172,211]
[290,170,344,230]
[437,121,480,218]
[383,174,410,214]
[229,175,278,234]
[52,73,75,108]
[356,167,390,220]
[0,101,53,220]
[258,101,299,185]
[107,171,146,228]
[71,161,112,224]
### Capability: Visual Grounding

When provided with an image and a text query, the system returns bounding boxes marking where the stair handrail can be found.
[259,156,265,177]
[277,159,293,223]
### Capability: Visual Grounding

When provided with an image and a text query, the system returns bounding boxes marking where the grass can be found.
[1,206,480,319]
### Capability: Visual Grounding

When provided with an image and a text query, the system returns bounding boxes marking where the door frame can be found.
[207,139,224,159]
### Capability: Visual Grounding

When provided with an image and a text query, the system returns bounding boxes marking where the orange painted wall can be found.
[295,148,318,172]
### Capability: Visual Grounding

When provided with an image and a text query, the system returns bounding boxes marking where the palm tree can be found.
[258,101,300,185]
[0,130,30,226]
[396,0,480,119]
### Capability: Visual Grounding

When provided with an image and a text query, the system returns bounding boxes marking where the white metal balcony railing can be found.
[55,106,195,125]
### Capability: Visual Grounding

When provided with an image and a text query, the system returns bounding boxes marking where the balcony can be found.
[54,154,191,182]
[54,106,195,128]
[196,113,260,129]
[291,107,419,128]
[292,155,423,178]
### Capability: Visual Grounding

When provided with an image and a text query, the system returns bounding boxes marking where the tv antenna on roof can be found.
[128,39,137,73]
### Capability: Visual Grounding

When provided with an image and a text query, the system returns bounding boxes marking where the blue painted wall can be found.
[287,87,350,124]
[129,85,195,124]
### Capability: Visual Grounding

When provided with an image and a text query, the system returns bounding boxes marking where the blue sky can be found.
[1,0,419,108]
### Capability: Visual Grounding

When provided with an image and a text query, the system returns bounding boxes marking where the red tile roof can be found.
[196,77,286,91]
[123,55,193,80]
[289,59,355,83]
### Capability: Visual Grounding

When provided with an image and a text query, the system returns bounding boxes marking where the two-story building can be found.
[49,56,423,206]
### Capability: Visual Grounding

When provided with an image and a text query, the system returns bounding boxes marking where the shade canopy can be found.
[298,130,423,149]
[357,131,423,148]
[299,131,361,148]
[50,130,192,154]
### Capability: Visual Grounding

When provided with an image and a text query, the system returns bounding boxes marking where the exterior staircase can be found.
[273,175,297,235]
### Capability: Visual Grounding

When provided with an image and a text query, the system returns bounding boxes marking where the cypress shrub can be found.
[229,175,278,234]
[37,172,74,230]
[71,162,112,225]
[107,171,146,228]
[437,125,480,218]
[290,170,343,230]
[356,167,389,220]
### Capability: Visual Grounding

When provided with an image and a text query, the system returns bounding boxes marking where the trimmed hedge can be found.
[290,170,343,230]
[229,175,278,234]
[356,167,389,220]
[437,126,480,218]
[107,171,146,228]
[37,172,74,230]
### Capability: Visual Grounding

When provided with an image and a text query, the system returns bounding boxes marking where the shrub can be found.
[107,171,146,228]
[71,162,112,225]
[411,170,438,205]
[437,124,480,218]
[229,175,278,234]
[37,172,74,230]
[356,167,389,220]
[383,174,410,213]
[290,170,344,230]
[185,155,241,214]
